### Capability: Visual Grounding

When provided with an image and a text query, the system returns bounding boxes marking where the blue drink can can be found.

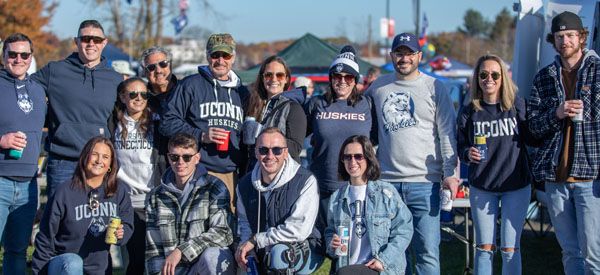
[475,134,487,162]
[247,255,259,275]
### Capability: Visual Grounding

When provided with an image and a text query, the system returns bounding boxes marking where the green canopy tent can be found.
[238,33,376,84]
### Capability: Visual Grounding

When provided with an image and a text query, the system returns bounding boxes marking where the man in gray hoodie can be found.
[366,32,460,275]
[235,127,322,274]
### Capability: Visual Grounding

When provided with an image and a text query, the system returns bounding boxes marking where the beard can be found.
[557,42,583,59]
[395,61,419,76]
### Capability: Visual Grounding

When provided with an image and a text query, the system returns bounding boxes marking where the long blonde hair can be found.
[469,54,517,112]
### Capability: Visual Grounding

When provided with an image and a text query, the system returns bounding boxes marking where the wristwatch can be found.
[249,234,258,247]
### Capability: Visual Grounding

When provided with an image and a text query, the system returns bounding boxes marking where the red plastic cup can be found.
[216,131,230,152]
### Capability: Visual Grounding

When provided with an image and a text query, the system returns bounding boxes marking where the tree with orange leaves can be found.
[0,0,60,69]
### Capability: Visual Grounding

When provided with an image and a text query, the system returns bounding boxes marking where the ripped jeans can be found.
[469,185,531,275]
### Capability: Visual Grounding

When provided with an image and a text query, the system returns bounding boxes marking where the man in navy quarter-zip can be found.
[160,33,249,210]
[0,33,46,275]
[32,20,122,199]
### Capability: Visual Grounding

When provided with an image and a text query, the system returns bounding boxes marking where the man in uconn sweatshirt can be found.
[32,20,123,199]
[160,33,249,210]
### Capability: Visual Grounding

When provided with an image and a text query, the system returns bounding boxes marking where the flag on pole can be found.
[172,13,188,34]
[419,13,428,47]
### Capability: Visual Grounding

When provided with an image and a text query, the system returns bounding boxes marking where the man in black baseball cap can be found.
[528,10,600,274]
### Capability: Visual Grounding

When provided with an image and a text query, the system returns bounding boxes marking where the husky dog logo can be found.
[88,216,107,237]
[382,91,417,132]
[335,63,344,73]
[17,92,33,114]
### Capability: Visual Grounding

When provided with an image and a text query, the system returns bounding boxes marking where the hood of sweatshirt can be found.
[250,154,301,192]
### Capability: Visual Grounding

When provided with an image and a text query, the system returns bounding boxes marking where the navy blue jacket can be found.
[32,182,134,275]
[160,66,249,173]
[32,53,122,159]
[0,69,46,177]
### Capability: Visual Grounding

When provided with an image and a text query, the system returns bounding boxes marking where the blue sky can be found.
[50,0,514,43]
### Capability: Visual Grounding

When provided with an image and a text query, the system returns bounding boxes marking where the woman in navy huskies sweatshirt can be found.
[32,137,133,275]
[457,55,531,275]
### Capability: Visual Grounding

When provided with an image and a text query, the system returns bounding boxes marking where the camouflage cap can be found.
[206,33,236,55]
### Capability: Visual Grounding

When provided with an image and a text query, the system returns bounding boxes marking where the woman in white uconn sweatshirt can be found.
[110,77,163,273]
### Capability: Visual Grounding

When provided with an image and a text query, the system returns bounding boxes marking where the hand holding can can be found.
[7,131,27,159]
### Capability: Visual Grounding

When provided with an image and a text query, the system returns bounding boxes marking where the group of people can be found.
[0,10,599,275]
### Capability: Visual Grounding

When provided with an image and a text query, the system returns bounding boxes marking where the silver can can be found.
[440,188,453,211]
[335,225,349,256]
[572,110,583,122]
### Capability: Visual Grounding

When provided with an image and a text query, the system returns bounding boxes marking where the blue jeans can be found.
[470,185,531,275]
[47,253,84,275]
[0,176,38,275]
[392,181,440,275]
[45,155,78,199]
[545,181,600,275]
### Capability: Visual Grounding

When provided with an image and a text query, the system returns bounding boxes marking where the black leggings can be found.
[126,208,147,274]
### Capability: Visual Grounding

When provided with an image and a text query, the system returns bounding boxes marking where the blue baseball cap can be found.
[391,32,420,52]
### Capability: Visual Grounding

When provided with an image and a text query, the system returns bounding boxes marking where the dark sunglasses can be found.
[7,51,32,60]
[263,72,286,81]
[168,153,195,163]
[479,71,501,81]
[145,60,170,72]
[89,189,100,210]
[78,35,106,44]
[343,154,365,162]
[128,91,150,100]
[210,51,233,60]
[258,146,287,156]
[331,73,355,83]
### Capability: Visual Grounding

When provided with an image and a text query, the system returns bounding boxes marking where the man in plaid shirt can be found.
[145,133,235,275]
[527,11,600,274]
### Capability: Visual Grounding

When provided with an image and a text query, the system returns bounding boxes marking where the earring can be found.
[107,167,112,173]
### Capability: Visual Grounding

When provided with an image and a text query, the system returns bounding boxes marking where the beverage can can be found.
[474,134,487,161]
[440,188,453,211]
[572,90,584,122]
[246,255,259,275]
[335,225,349,256]
[8,131,26,160]
[105,216,121,245]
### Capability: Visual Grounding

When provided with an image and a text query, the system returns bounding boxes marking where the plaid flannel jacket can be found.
[145,171,234,275]
[527,49,600,182]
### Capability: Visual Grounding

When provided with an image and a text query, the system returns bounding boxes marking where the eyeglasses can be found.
[7,51,32,60]
[77,35,106,44]
[210,51,233,60]
[479,71,501,81]
[263,72,286,81]
[128,91,150,100]
[392,51,420,58]
[145,60,170,72]
[331,73,355,83]
[342,154,365,162]
[89,189,100,210]
[258,146,287,156]
[168,153,195,163]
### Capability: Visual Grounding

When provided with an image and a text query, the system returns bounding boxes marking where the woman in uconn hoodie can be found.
[32,137,133,275]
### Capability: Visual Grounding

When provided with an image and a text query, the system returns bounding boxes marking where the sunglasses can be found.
[263,72,286,81]
[7,51,32,60]
[210,51,233,60]
[145,60,170,72]
[77,35,106,44]
[89,189,100,210]
[128,91,150,100]
[479,71,501,81]
[331,73,355,83]
[343,154,365,162]
[258,146,287,156]
[168,153,195,163]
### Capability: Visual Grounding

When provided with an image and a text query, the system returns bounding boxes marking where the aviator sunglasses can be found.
[479,71,501,81]
[168,153,195,163]
[343,154,365,162]
[78,35,106,44]
[258,146,287,156]
[7,51,31,60]
[210,52,233,60]
[263,72,286,81]
[331,73,355,83]
[127,91,150,100]
[145,60,170,72]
